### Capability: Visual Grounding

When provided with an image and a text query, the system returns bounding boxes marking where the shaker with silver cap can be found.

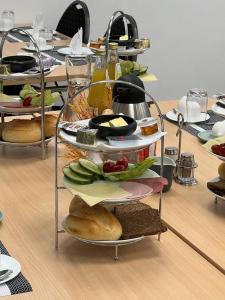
[175,152,198,185]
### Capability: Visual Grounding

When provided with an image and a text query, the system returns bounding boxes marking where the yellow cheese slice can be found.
[64,178,132,206]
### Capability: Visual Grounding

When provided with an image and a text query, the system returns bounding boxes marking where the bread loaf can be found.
[34,114,57,137]
[218,163,225,180]
[64,196,122,241]
[2,119,41,143]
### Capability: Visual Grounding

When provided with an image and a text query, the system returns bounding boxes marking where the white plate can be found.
[62,218,144,246]
[207,149,225,161]
[23,45,53,52]
[166,110,210,123]
[211,104,225,117]
[57,47,93,55]
[0,255,21,284]
[89,47,146,56]
[207,177,225,201]
[59,119,166,152]
[0,66,53,80]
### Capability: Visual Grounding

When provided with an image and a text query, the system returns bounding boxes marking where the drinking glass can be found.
[1,10,14,31]
[64,54,92,121]
[39,28,54,50]
[186,88,208,123]
[33,13,44,33]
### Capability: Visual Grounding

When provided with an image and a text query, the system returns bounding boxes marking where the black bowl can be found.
[109,36,135,48]
[2,55,36,73]
[89,114,137,139]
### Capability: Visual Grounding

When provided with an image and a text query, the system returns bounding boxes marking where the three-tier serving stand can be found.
[54,80,166,259]
[0,28,50,159]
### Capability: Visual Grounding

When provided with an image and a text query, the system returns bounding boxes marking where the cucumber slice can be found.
[69,162,94,179]
[79,158,102,175]
[63,167,92,184]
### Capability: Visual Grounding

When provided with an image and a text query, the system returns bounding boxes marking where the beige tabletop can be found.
[1,142,225,299]
[149,99,225,274]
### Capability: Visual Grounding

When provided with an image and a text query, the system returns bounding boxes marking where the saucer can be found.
[23,45,53,52]
[57,47,93,55]
[0,255,21,284]
[166,110,210,123]
[197,130,215,143]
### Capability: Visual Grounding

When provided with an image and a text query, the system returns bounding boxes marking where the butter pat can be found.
[100,122,110,127]
[109,117,128,127]
[119,35,128,41]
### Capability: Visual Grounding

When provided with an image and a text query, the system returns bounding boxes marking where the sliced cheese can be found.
[109,117,128,127]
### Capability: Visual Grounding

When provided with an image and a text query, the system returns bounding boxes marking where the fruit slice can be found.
[69,162,94,179]
[79,158,102,175]
[63,167,92,184]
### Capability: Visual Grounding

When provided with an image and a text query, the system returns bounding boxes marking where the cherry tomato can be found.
[111,164,126,172]
[103,161,115,173]
[211,144,220,155]
[23,96,32,107]
[219,144,225,157]
[116,159,128,169]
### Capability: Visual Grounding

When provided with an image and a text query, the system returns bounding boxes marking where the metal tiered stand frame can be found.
[55,80,165,259]
[0,28,48,159]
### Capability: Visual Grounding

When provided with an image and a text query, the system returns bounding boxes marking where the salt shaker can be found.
[164,146,178,163]
[176,152,198,185]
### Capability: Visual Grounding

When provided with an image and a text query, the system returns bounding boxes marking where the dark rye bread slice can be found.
[115,202,167,239]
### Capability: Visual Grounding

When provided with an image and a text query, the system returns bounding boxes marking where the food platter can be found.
[207,177,225,201]
[208,149,225,161]
[64,174,157,206]
[0,137,53,147]
[59,119,166,152]
[0,97,53,114]
[62,218,144,246]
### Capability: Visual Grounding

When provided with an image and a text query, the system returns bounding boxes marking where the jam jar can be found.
[139,117,158,136]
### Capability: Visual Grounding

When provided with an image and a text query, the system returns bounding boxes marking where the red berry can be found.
[103,161,115,173]
[110,164,126,172]
[23,96,32,107]
[116,159,128,169]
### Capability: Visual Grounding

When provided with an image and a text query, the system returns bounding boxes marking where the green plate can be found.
[197,130,215,143]
[0,211,3,222]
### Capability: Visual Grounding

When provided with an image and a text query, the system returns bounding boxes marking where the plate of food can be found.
[209,143,225,161]
[207,162,225,200]
[59,117,166,152]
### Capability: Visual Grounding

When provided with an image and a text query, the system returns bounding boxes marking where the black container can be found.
[2,55,36,73]
[150,157,176,193]
[89,114,137,139]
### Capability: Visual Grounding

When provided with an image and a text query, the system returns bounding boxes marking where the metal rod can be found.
[113,246,119,260]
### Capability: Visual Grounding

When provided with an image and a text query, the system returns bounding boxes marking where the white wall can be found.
[1,0,225,100]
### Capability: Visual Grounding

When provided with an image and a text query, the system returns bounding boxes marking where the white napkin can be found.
[69,28,92,54]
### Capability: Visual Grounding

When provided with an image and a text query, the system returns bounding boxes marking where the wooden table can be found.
[1,144,225,299]
[150,100,225,274]
[1,39,157,86]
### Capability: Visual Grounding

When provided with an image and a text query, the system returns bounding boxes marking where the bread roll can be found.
[218,163,225,180]
[64,196,122,241]
[34,114,57,137]
[2,119,41,143]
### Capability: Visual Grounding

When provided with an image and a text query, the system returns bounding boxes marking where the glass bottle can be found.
[107,42,119,80]
[87,48,112,114]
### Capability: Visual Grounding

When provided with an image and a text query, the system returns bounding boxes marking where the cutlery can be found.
[0,269,13,281]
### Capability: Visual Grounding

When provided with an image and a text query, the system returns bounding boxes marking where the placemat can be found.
[164,110,225,137]
[0,241,32,297]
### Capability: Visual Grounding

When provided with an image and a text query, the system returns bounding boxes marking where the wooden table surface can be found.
[1,143,225,299]
[150,100,225,274]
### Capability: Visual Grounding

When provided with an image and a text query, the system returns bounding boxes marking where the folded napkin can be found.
[203,135,225,151]
[69,28,92,54]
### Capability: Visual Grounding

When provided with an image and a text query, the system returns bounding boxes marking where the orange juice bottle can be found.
[88,48,112,114]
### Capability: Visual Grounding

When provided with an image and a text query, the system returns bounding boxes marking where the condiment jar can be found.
[139,117,158,136]
[176,152,198,185]
[164,146,178,162]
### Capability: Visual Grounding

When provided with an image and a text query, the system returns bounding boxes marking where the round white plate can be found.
[211,104,225,117]
[207,177,225,201]
[62,219,144,246]
[23,45,53,52]
[0,67,53,80]
[59,119,166,152]
[19,29,57,39]
[89,47,146,56]
[166,110,210,123]
[57,47,93,55]
[208,149,225,161]
[0,255,21,284]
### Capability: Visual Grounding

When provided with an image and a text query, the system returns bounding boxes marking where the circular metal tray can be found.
[0,137,53,147]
